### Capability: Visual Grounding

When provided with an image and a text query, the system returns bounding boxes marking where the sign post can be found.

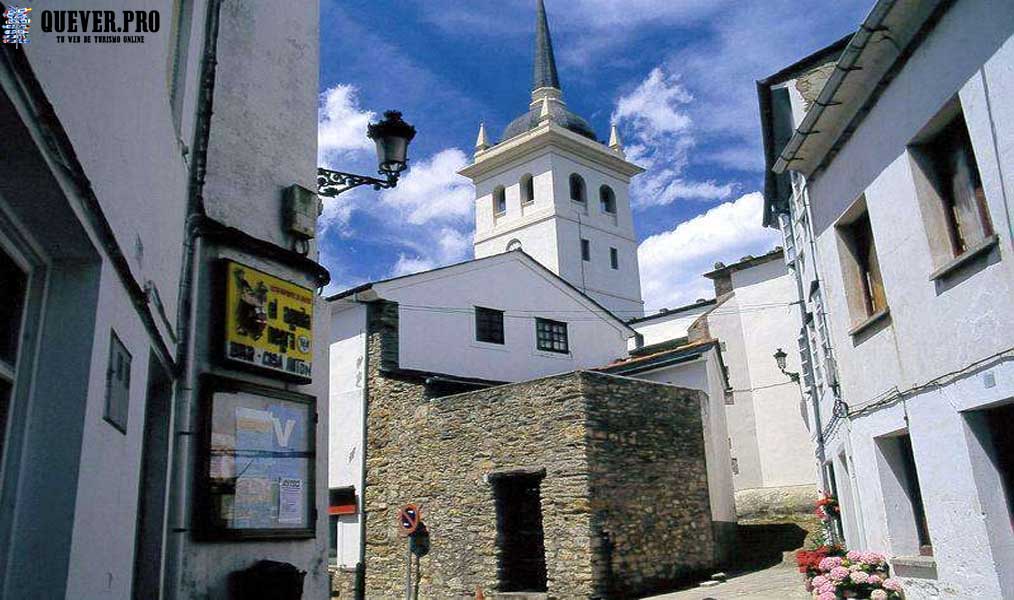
[397,504,422,600]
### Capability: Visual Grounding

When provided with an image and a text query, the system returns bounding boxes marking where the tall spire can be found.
[532,0,560,92]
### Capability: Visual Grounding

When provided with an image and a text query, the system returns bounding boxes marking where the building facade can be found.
[0,2,330,598]
[762,0,1014,598]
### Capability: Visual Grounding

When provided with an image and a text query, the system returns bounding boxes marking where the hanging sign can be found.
[222,260,313,382]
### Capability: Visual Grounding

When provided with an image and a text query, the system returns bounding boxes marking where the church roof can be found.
[501,0,598,143]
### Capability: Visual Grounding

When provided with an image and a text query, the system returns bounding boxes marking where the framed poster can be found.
[196,375,316,540]
[221,260,313,382]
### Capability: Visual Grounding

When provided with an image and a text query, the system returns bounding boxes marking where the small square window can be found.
[475,307,505,345]
[610,247,619,269]
[535,318,568,354]
[104,331,131,433]
[581,239,590,262]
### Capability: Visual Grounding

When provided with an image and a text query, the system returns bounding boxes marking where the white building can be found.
[459,0,645,319]
[0,2,330,598]
[762,0,1014,597]
[622,250,817,517]
[327,250,637,567]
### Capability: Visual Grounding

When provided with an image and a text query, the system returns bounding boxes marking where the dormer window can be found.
[521,174,535,204]
[599,185,616,214]
[493,185,507,215]
[569,173,586,203]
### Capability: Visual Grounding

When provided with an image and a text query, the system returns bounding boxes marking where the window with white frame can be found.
[835,199,888,328]
[520,174,535,205]
[493,186,507,215]
[535,318,568,354]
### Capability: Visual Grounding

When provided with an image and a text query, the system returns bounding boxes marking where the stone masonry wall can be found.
[583,373,715,597]
[362,307,717,599]
[363,331,595,598]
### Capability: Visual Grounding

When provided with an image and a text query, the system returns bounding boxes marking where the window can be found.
[876,432,932,556]
[912,109,994,261]
[535,318,568,353]
[493,186,507,215]
[580,239,590,262]
[0,249,27,462]
[610,247,619,270]
[836,201,887,327]
[520,174,535,204]
[105,331,132,433]
[569,173,586,203]
[475,306,505,345]
[329,487,357,565]
[506,239,523,252]
[599,185,616,214]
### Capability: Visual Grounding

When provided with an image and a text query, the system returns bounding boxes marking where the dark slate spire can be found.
[532,0,560,91]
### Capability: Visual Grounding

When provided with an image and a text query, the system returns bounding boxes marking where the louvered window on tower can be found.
[494,186,507,215]
[535,318,568,354]
[599,185,616,214]
[569,173,586,203]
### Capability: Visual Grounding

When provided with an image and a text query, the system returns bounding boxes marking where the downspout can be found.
[165,0,223,597]
[357,315,369,600]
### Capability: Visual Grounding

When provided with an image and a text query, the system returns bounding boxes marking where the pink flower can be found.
[819,556,843,571]
[811,575,829,588]
[883,578,903,591]
[830,566,850,581]
[818,593,836,600]
[868,574,883,585]
[862,551,886,565]
[847,550,863,562]
[871,591,888,600]
[849,571,870,584]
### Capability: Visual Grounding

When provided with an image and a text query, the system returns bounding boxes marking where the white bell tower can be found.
[458,0,645,318]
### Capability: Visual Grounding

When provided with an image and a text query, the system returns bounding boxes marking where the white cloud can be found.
[613,67,738,207]
[638,192,781,311]
[390,254,437,278]
[613,68,693,138]
[317,84,375,169]
[379,148,474,225]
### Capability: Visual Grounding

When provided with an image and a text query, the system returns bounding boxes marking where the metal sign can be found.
[223,260,313,382]
[397,503,421,536]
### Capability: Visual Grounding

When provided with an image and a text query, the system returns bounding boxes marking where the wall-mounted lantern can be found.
[317,110,417,198]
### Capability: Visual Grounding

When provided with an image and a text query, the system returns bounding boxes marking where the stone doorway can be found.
[491,470,548,593]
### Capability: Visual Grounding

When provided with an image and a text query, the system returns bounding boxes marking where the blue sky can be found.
[318,0,870,310]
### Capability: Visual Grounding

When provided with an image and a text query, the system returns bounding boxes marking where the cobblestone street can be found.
[645,565,809,600]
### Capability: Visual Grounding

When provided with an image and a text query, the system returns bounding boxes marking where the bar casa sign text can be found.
[222,260,313,382]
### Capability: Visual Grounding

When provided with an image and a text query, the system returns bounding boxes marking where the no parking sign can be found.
[397,503,421,536]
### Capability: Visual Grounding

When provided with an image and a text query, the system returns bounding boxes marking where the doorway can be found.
[491,471,548,593]
[132,355,173,600]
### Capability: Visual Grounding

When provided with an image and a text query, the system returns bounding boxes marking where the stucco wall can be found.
[379,255,631,382]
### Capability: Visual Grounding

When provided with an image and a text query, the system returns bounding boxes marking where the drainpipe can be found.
[164,0,223,597]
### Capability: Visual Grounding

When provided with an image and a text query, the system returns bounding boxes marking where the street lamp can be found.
[317,110,417,198]
[773,348,800,383]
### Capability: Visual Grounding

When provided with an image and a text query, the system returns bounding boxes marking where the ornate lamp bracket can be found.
[317,168,399,198]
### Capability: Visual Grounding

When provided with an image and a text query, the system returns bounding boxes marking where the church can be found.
[325,1,813,598]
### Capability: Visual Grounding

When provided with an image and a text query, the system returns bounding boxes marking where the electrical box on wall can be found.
[285,184,320,239]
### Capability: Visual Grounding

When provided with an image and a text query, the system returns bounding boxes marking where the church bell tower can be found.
[458,0,645,318]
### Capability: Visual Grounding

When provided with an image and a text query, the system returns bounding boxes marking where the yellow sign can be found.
[223,260,313,381]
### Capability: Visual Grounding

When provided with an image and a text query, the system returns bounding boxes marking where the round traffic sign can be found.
[397,503,421,536]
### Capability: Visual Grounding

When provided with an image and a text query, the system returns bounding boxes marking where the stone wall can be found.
[362,307,718,599]
[584,374,715,597]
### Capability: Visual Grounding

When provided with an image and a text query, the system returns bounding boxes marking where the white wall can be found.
[630,303,713,350]
[380,255,631,382]
[470,144,644,318]
[328,303,367,567]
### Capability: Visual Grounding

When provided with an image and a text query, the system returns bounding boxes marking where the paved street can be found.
[645,565,809,600]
